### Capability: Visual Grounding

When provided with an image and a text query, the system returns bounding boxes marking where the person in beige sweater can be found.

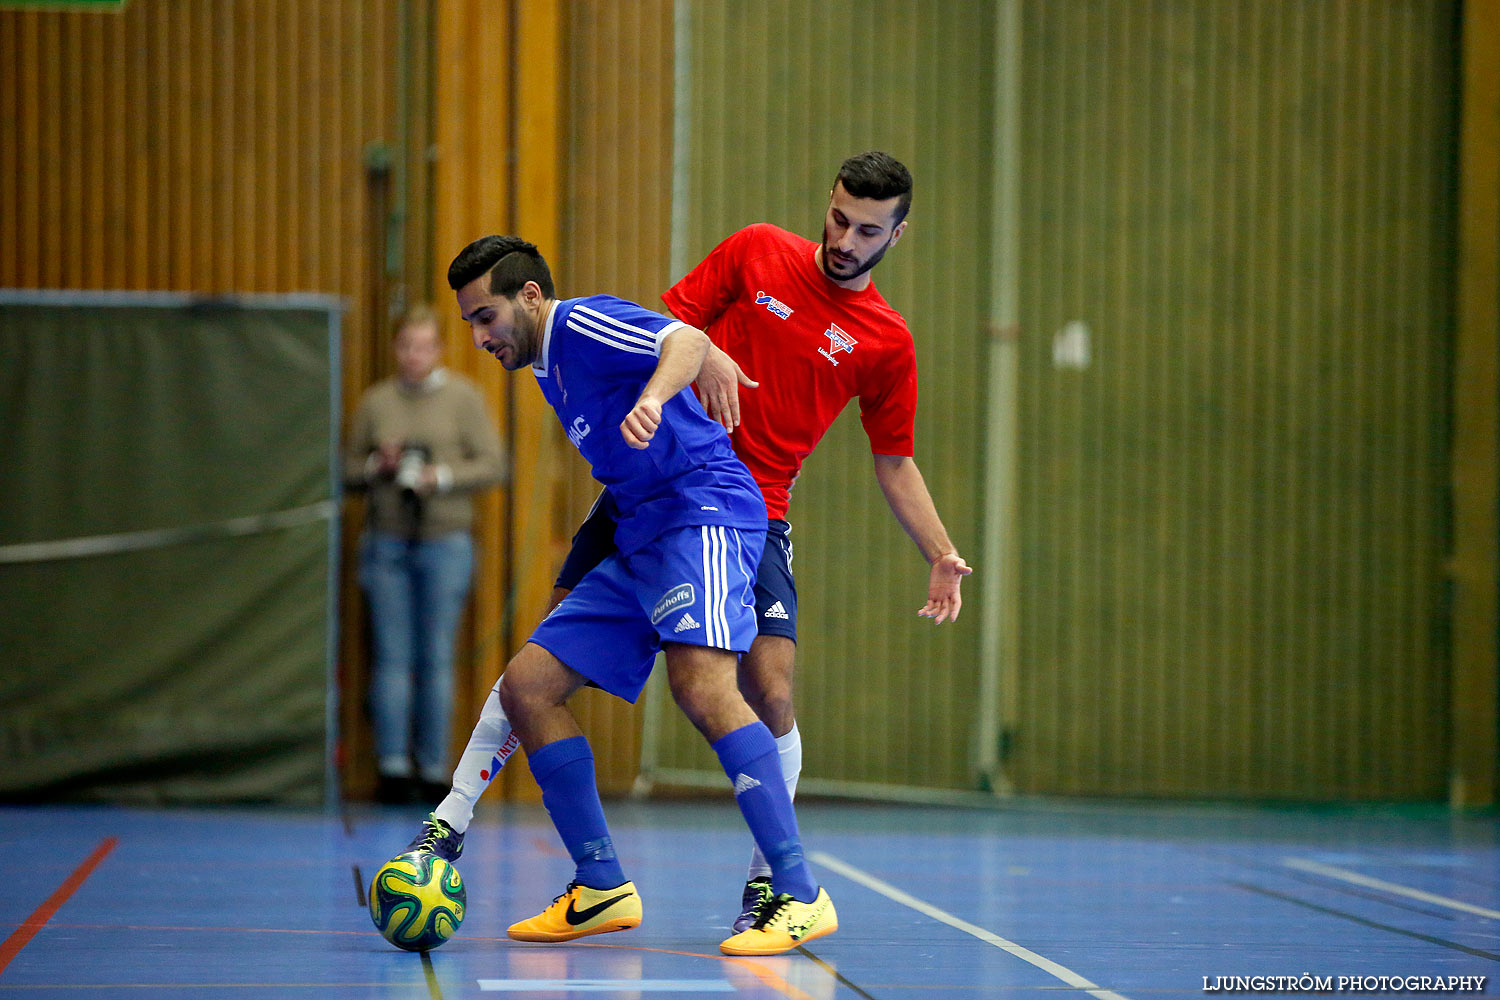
[345,304,505,803]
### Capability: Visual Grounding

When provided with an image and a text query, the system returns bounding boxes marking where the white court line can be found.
[1283,858,1500,920]
[809,851,1131,1000]
[478,981,731,993]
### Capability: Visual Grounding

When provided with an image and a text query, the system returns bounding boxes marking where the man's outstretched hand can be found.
[917,551,973,625]
[696,344,759,430]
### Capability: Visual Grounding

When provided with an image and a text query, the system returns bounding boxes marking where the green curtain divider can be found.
[0,294,340,805]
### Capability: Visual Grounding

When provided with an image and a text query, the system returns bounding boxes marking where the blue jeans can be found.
[359,530,475,781]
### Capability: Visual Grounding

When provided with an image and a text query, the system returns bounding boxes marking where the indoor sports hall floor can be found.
[0,796,1496,998]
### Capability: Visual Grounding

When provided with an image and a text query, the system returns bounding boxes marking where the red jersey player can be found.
[663,220,918,521]
[666,153,970,930]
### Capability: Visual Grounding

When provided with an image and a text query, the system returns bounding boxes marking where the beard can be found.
[820,233,893,283]
[498,309,539,370]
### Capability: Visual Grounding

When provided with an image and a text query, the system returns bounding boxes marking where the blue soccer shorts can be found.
[529,523,767,703]
[556,493,799,645]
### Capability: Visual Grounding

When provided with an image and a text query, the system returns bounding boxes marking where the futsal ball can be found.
[368,851,466,951]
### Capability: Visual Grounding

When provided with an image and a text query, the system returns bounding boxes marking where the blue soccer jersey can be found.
[532,294,766,554]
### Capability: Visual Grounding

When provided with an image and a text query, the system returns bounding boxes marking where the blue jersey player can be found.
[440,235,836,957]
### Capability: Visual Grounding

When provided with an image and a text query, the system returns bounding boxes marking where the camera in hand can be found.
[395,445,430,494]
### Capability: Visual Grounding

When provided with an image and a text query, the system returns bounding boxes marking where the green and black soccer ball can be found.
[368,851,466,951]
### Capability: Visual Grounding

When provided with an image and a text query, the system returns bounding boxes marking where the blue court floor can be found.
[0,796,1496,998]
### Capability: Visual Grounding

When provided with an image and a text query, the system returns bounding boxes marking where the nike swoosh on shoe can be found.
[566,892,632,925]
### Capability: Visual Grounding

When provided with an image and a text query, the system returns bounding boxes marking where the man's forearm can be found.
[873,454,958,563]
[641,325,710,404]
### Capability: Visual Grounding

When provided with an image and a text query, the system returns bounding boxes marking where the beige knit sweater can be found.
[343,370,505,539]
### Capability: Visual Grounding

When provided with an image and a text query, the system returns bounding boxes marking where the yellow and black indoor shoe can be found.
[507,880,642,943]
[719,886,837,955]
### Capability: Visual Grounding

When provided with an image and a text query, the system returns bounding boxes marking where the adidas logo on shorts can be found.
[673,612,700,633]
[764,601,790,620]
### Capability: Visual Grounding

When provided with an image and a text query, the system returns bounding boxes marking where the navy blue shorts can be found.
[557,493,798,643]
[753,519,796,642]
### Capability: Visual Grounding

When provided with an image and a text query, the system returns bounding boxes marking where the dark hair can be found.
[835,151,913,223]
[447,235,555,298]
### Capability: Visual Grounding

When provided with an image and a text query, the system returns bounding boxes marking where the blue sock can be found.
[713,722,817,902]
[527,736,626,889]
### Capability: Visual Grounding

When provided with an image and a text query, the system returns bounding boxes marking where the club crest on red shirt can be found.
[819,323,858,366]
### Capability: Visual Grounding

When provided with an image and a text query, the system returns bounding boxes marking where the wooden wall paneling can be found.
[124,7,147,289]
[512,0,563,653]
[1264,0,1301,794]
[230,1,254,290]
[1013,0,1456,800]
[4,1,1471,806]
[253,0,274,287]
[99,9,118,287]
[1364,2,1392,794]
[76,15,98,286]
[1417,0,1457,794]
[1014,0,1047,791]
[1452,0,1500,808]
[1390,0,1421,791]
[1407,0,1455,796]
[273,0,293,293]
[206,1,230,293]
[39,14,61,288]
[105,5,125,288]
[310,0,332,292]
[140,7,157,286]
[431,0,520,799]
[402,0,437,317]
[659,0,992,794]
[337,0,377,801]
[555,0,676,795]
[1018,0,1107,794]
[157,6,179,287]
[186,5,210,293]
[56,15,78,289]
[335,0,369,800]
[1212,0,1244,790]
[18,15,41,286]
[33,13,58,283]
[176,5,198,289]
[257,0,278,291]
[345,0,384,801]
[1,18,15,285]
[503,0,599,800]
[2,0,419,798]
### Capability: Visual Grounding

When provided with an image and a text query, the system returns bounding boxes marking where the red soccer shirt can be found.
[662,223,917,519]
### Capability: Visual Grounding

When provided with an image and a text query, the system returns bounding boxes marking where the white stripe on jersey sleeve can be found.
[575,303,666,340]
[566,317,659,356]
[573,304,665,350]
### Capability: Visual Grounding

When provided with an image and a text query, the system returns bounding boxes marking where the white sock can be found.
[746,722,802,880]
[432,681,519,833]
